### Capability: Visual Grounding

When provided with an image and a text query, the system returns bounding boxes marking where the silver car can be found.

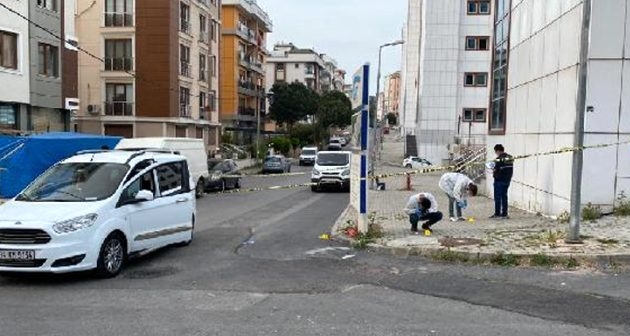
[262,155,292,174]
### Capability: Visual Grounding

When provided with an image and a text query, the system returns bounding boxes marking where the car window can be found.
[120,171,155,204]
[125,159,154,183]
[156,162,184,197]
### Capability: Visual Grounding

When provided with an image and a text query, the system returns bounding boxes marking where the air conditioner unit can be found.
[87,104,101,114]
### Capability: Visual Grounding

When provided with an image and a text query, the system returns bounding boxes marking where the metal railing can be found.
[180,21,190,34]
[104,57,133,71]
[180,105,191,118]
[180,61,192,77]
[104,12,133,27]
[104,102,134,116]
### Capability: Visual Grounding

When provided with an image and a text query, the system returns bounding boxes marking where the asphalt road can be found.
[1,166,630,335]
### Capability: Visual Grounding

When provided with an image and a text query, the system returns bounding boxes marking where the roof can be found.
[62,150,186,165]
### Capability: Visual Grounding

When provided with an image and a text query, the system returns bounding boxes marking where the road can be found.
[1,166,630,335]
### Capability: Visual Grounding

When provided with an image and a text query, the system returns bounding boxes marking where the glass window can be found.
[0,31,18,70]
[475,109,486,121]
[120,171,155,204]
[467,2,477,14]
[156,162,184,197]
[479,1,490,14]
[105,39,132,71]
[38,43,59,77]
[465,74,475,86]
[0,104,17,129]
[463,109,474,122]
[105,0,134,26]
[466,37,476,50]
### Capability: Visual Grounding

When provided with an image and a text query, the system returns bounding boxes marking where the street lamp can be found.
[372,40,404,189]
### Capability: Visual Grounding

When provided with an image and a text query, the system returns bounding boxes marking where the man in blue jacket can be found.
[491,144,514,219]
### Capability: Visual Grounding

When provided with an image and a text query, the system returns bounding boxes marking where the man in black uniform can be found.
[490,144,513,219]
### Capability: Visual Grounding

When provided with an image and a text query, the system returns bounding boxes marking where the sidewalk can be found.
[333,136,630,266]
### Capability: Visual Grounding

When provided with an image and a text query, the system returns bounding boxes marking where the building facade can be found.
[487,0,630,215]
[0,0,77,134]
[383,71,401,121]
[265,43,326,93]
[399,0,422,136]
[75,0,221,152]
[220,0,271,145]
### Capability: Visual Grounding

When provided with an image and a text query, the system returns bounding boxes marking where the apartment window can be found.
[466,36,489,50]
[463,108,486,122]
[199,92,207,118]
[199,14,208,42]
[209,90,216,112]
[180,87,191,117]
[180,2,190,34]
[37,43,59,77]
[211,21,217,42]
[180,44,191,77]
[276,63,286,82]
[464,73,487,87]
[105,83,133,116]
[210,55,217,77]
[468,0,491,15]
[105,0,133,27]
[305,64,314,75]
[37,0,57,12]
[196,127,204,139]
[199,54,207,81]
[105,39,132,71]
[294,63,299,69]
[0,104,17,129]
[490,0,511,134]
[0,31,18,70]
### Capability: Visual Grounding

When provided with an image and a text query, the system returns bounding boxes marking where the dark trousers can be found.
[494,181,510,216]
[447,195,462,218]
[409,212,444,231]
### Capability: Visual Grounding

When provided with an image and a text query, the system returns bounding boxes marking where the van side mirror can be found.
[135,189,154,202]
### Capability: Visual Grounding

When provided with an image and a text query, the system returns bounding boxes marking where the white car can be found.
[403,156,432,169]
[0,150,195,277]
[311,151,351,192]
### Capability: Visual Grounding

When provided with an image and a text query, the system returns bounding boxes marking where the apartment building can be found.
[75,0,221,152]
[382,71,401,120]
[399,0,422,136]
[265,43,326,92]
[487,0,630,215]
[220,0,271,145]
[0,0,77,134]
[333,69,346,91]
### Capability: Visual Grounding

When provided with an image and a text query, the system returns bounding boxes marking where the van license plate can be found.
[0,250,35,260]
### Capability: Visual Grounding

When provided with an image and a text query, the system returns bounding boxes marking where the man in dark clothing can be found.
[491,144,513,219]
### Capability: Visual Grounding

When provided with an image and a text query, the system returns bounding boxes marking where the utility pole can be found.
[567,0,592,243]
[256,95,261,162]
[372,40,404,189]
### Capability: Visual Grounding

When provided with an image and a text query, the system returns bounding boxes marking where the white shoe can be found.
[449,217,458,222]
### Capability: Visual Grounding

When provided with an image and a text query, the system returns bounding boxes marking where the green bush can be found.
[269,136,293,155]
[614,191,630,217]
[490,253,521,267]
[582,203,602,222]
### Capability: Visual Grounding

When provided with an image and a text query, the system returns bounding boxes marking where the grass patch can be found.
[352,223,385,249]
[614,191,630,217]
[490,253,521,267]
[530,253,555,267]
[431,250,470,263]
[566,257,580,269]
[596,238,619,245]
[582,203,602,222]
[557,211,570,224]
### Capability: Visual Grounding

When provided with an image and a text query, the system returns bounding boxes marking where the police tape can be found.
[213,182,315,195]
[221,171,307,179]
[373,139,630,180]
[510,180,571,201]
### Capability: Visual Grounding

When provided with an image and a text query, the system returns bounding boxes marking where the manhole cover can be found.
[439,237,484,247]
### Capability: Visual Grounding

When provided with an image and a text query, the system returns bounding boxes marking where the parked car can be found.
[205,159,241,191]
[0,149,195,277]
[299,146,318,166]
[262,155,291,174]
[402,156,432,169]
[311,151,351,192]
[327,139,343,151]
[115,137,209,198]
[332,136,347,147]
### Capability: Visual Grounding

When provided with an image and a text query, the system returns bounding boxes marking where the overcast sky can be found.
[257,0,407,95]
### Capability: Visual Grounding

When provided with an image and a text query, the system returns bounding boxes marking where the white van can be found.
[299,146,318,166]
[116,138,209,198]
[0,150,195,277]
[311,151,351,192]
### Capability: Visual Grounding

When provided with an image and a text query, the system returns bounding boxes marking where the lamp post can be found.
[372,40,404,189]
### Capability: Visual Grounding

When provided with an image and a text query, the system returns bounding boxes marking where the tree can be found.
[386,112,397,125]
[368,96,377,127]
[317,91,353,129]
[269,82,318,129]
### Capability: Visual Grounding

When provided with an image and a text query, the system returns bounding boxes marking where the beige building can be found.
[384,71,401,120]
[75,0,221,153]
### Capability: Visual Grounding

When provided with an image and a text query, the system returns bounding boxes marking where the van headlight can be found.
[312,169,321,176]
[341,169,350,176]
[53,214,98,234]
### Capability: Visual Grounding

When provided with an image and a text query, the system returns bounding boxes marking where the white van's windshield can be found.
[317,153,349,166]
[16,163,129,202]
[302,150,317,155]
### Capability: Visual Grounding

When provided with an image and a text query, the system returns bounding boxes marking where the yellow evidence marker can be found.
[468,217,476,224]
[423,230,432,236]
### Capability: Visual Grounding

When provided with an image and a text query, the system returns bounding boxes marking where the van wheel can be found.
[96,233,126,278]
[195,178,205,198]
[405,164,412,168]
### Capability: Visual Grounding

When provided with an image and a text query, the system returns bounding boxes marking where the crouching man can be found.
[404,192,444,234]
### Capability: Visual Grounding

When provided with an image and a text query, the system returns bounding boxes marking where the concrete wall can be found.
[400,0,422,135]
[487,0,630,215]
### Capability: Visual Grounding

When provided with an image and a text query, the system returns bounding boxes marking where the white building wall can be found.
[487,0,630,215]
[414,0,493,166]
[400,0,422,135]
[0,0,30,104]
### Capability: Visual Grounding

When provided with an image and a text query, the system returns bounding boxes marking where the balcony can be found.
[180,105,191,118]
[104,57,133,72]
[199,31,209,43]
[180,61,192,78]
[238,81,265,97]
[104,12,133,27]
[104,102,134,116]
[180,21,191,34]
[239,57,264,74]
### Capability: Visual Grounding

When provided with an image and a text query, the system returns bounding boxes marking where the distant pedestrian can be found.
[438,172,478,222]
[490,144,513,219]
[404,192,443,234]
